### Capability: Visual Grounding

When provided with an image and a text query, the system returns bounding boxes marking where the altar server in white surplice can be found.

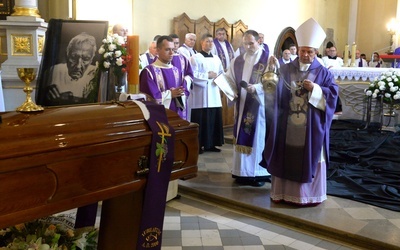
[190,33,225,154]
[322,46,344,68]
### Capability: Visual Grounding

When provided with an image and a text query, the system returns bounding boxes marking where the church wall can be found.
[133,0,350,54]
[357,0,397,59]
[35,0,392,58]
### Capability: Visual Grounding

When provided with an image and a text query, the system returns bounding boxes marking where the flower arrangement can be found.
[0,215,98,250]
[97,34,131,77]
[365,69,400,104]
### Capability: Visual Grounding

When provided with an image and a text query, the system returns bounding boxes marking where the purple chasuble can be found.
[139,63,189,118]
[260,59,338,183]
[171,54,194,86]
[213,38,235,70]
[233,47,269,152]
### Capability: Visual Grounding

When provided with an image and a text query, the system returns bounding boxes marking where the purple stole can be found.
[147,53,157,64]
[213,38,234,70]
[181,44,196,56]
[172,54,186,82]
[358,59,363,67]
[278,58,291,66]
[233,48,269,154]
[136,100,175,249]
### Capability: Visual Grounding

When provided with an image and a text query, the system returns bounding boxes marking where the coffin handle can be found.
[137,155,149,176]
[137,157,185,176]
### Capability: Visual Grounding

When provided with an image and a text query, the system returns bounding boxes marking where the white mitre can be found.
[295,18,326,48]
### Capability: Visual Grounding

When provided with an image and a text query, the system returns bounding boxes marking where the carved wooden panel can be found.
[194,16,213,51]
[172,13,248,127]
[173,13,195,45]
[231,20,248,51]
[214,18,232,41]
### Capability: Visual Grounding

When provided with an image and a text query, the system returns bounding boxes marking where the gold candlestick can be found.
[16,68,44,112]
[350,43,356,67]
[344,44,349,67]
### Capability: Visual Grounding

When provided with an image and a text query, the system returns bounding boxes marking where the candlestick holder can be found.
[16,68,44,112]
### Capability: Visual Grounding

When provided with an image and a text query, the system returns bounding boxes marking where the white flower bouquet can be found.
[365,69,400,104]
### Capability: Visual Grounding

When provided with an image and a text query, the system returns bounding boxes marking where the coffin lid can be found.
[0,102,190,161]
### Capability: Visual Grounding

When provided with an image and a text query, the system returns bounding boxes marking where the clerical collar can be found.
[153,58,173,68]
[200,50,213,57]
[328,56,337,59]
[299,62,311,71]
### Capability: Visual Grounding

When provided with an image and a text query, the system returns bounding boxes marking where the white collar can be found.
[299,62,310,71]
[153,58,173,68]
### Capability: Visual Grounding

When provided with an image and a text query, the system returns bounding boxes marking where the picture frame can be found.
[0,0,14,20]
[35,19,109,107]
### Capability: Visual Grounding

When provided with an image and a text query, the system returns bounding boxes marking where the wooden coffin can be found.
[0,101,199,249]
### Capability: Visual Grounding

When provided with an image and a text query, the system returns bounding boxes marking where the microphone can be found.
[240,80,248,88]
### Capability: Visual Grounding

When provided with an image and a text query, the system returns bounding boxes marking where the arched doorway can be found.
[273,27,296,58]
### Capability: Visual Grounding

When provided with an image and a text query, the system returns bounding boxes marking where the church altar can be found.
[329,67,400,127]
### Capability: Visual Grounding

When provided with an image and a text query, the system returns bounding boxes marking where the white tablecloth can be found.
[329,67,400,82]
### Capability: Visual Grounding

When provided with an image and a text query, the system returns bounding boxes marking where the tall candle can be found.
[344,44,349,67]
[351,42,356,67]
[127,35,139,94]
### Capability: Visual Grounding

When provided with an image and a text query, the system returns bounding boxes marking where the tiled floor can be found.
[167,143,400,250]
[162,196,353,249]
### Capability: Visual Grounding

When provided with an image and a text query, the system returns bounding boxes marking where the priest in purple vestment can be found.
[170,42,194,121]
[278,49,292,66]
[225,30,271,187]
[140,36,189,120]
[261,18,338,206]
[211,28,236,71]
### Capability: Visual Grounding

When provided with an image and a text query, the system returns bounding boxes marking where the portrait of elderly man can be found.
[46,32,98,105]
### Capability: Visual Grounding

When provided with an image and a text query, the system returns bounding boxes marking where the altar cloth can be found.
[329,67,400,81]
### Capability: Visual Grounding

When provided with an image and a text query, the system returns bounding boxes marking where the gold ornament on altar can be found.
[16,68,44,112]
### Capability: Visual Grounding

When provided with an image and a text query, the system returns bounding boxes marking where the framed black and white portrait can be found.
[35,19,108,107]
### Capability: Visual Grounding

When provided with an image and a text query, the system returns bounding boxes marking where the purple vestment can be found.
[233,47,269,152]
[139,62,189,119]
[261,59,338,183]
[278,58,292,66]
[213,38,235,70]
[171,54,194,85]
